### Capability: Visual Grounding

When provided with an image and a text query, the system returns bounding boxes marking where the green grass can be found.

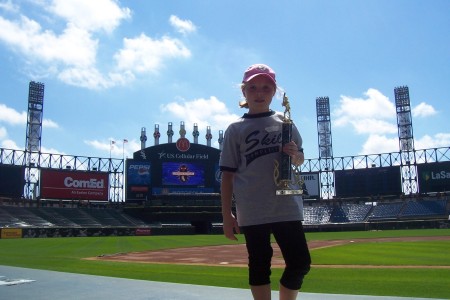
[1,229,449,299]
[312,240,450,265]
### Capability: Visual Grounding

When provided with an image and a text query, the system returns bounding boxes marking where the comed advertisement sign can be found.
[417,162,450,193]
[40,169,109,201]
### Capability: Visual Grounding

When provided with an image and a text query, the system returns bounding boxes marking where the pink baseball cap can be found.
[242,64,276,85]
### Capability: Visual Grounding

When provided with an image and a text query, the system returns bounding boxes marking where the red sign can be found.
[135,228,151,236]
[176,137,190,152]
[40,169,109,201]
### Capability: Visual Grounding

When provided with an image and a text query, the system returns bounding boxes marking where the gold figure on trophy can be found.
[274,93,304,195]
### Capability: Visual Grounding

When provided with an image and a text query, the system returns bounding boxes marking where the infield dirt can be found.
[90,236,450,268]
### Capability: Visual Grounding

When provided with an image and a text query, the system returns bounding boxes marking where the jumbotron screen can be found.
[127,138,221,200]
[162,162,205,186]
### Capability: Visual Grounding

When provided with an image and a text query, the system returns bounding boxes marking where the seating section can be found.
[303,205,333,225]
[400,200,447,218]
[328,204,372,223]
[304,203,373,224]
[28,207,79,227]
[0,199,448,228]
[0,206,150,228]
[1,206,52,227]
[341,203,372,222]
[0,207,20,227]
[368,202,404,220]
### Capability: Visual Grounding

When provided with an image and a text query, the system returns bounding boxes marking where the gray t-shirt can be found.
[219,110,304,227]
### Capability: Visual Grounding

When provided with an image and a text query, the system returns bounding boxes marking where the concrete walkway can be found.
[0,266,443,300]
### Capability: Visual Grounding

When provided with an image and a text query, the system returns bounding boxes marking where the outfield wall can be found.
[0,226,196,238]
[2,218,448,239]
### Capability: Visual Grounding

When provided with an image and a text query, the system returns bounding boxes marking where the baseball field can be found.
[0,228,449,299]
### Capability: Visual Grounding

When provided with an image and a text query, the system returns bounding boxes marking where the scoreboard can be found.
[127,139,221,200]
[335,166,402,198]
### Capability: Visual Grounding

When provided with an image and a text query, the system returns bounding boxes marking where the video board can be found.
[0,165,25,198]
[162,162,205,186]
[335,166,402,198]
[417,161,450,193]
[127,139,221,200]
[40,169,109,201]
[126,161,151,200]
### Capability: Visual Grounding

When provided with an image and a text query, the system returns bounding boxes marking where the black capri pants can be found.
[241,220,311,290]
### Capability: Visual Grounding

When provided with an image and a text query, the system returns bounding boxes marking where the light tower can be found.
[24,81,44,199]
[316,96,334,199]
[394,86,418,195]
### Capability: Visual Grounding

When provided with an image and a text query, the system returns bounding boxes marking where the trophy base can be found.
[276,189,303,196]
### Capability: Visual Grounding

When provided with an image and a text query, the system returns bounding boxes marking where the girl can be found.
[220,64,311,300]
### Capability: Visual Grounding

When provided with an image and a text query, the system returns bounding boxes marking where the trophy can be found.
[274,93,304,195]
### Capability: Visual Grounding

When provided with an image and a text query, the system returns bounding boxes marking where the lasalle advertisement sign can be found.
[40,169,109,201]
[417,161,450,193]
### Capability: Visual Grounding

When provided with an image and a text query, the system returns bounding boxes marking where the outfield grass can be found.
[0,229,449,299]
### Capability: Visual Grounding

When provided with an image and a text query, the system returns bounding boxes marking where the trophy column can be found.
[280,121,292,183]
[275,94,303,196]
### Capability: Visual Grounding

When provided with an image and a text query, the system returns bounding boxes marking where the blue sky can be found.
[0,0,449,160]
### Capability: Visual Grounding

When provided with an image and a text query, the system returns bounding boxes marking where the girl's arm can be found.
[282,141,304,166]
[220,171,240,241]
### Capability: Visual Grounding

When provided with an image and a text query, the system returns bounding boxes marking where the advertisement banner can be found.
[417,162,450,193]
[126,161,151,200]
[300,173,320,198]
[1,228,22,239]
[40,169,109,201]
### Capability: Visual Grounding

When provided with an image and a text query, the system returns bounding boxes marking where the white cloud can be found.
[58,67,109,89]
[0,2,192,90]
[333,89,449,155]
[114,34,191,74]
[0,0,19,13]
[40,145,64,155]
[334,88,396,134]
[1,138,21,150]
[160,96,239,131]
[414,133,450,150]
[0,103,58,128]
[84,138,135,158]
[0,104,27,125]
[350,119,397,135]
[42,119,59,129]
[0,16,98,67]
[169,15,197,35]
[412,102,437,118]
[0,126,7,139]
[360,134,399,155]
[85,139,111,153]
[48,0,131,33]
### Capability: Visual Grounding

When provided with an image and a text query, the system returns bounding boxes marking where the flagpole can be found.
[110,140,116,159]
[122,139,128,161]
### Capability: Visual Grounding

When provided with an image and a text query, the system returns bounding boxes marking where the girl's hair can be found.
[239,83,249,108]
